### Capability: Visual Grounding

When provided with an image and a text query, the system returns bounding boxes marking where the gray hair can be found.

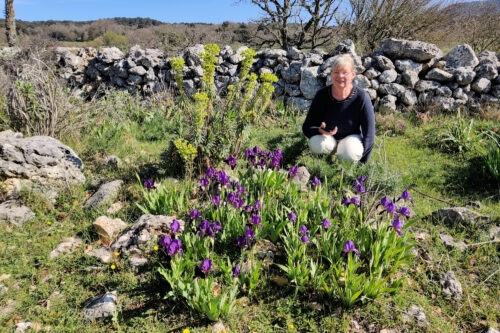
[330,54,355,72]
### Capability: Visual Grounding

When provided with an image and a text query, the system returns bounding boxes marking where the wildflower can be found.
[245,226,255,240]
[217,170,229,186]
[166,238,182,255]
[390,217,404,236]
[322,218,331,230]
[288,166,298,178]
[47,221,52,225]
[259,149,267,157]
[273,149,283,160]
[212,221,222,232]
[300,234,310,243]
[200,177,209,188]
[212,195,221,207]
[232,197,244,209]
[190,209,201,220]
[379,196,391,207]
[245,148,255,158]
[340,240,360,258]
[183,329,190,333]
[384,202,397,215]
[227,191,237,203]
[224,155,237,170]
[253,145,260,154]
[143,179,155,190]
[160,235,171,248]
[230,179,239,189]
[357,175,367,183]
[200,258,213,273]
[341,197,351,206]
[299,225,308,235]
[258,158,267,169]
[494,127,498,132]
[251,214,262,225]
[237,236,247,248]
[206,167,216,179]
[244,205,253,213]
[311,176,321,187]
[270,156,280,170]
[254,200,262,211]
[198,220,211,236]
[399,189,414,205]
[288,212,297,223]
[289,324,294,329]
[398,207,411,219]
[153,245,158,251]
[468,257,475,266]
[114,252,120,257]
[354,183,365,194]
[237,185,247,196]
[232,264,241,279]
[110,264,116,270]
[170,219,180,234]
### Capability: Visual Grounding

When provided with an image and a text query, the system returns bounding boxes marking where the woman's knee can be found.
[336,135,363,161]
[308,135,337,154]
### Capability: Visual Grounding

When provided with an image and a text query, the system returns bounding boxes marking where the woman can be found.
[302,54,375,163]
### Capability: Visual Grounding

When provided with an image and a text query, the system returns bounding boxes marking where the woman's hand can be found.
[318,122,338,135]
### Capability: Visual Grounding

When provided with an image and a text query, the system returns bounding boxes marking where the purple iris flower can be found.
[258,158,267,169]
[232,264,241,279]
[237,236,247,248]
[206,167,216,179]
[391,218,404,236]
[253,146,260,154]
[170,219,180,234]
[270,157,280,170]
[259,149,267,157]
[385,202,397,215]
[237,185,247,196]
[190,209,201,220]
[200,177,209,188]
[357,175,367,183]
[200,258,213,273]
[398,207,411,219]
[288,166,298,178]
[245,149,254,158]
[198,220,210,235]
[247,155,257,166]
[224,156,237,170]
[355,183,365,194]
[399,189,414,205]
[288,212,297,223]
[342,197,351,206]
[230,197,243,209]
[300,234,310,243]
[350,197,361,206]
[254,200,262,211]
[227,191,237,203]
[252,214,262,225]
[166,238,182,256]
[160,235,171,248]
[217,171,229,186]
[212,195,221,207]
[311,176,321,187]
[322,218,331,230]
[143,179,155,190]
[274,149,283,160]
[380,197,391,207]
[244,205,253,213]
[299,225,308,235]
[212,221,222,232]
[340,240,360,258]
[245,226,255,240]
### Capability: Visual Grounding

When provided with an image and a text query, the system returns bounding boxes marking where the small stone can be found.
[15,321,32,333]
[50,237,82,259]
[431,207,489,228]
[93,216,127,242]
[425,68,454,82]
[271,275,288,287]
[289,166,310,187]
[107,202,123,215]
[82,290,118,321]
[0,299,16,318]
[130,254,148,269]
[84,180,123,209]
[104,155,121,168]
[212,321,226,333]
[0,274,11,282]
[87,247,113,263]
[0,201,35,226]
[379,69,398,83]
[439,234,467,251]
[402,305,429,328]
[485,327,500,333]
[440,271,463,299]
[472,78,492,93]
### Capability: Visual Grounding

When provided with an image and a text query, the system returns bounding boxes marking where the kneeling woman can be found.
[302,54,375,163]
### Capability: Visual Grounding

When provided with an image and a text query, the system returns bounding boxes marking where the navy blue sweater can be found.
[302,85,375,163]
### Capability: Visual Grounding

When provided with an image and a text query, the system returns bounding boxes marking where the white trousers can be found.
[308,134,364,162]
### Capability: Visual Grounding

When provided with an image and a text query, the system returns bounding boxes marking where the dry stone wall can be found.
[54,38,500,111]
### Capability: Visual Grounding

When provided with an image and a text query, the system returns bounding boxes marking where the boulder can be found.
[475,63,498,80]
[285,84,301,97]
[82,290,118,321]
[415,80,441,92]
[0,201,35,226]
[353,75,371,89]
[281,61,302,84]
[402,305,429,328]
[379,95,397,111]
[477,51,500,66]
[425,68,454,82]
[289,166,310,187]
[287,46,304,60]
[432,207,489,227]
[87,247,113,263]
[128,66,147,76]
[264,49,287,59]
[401,71,420,88]
[378,83,405,96]
[97,47,124,64]
[432,96,460,111]
[379,38,442,62]
[327,39,364,72]
[93,216,128,242]
[373,55,395,70]
[300,66,322,99]
[140,48,163,68]
[365,88,378,100]
[440,271,463,299]
[435,86,453,97]
[287,97,311,111]
[50,237,82,259]
[453,68,476,85]
[363,67,381,79]
[395,59,423,74]
[471,78,492,93]
[401,89,417,106]
[184,44,205,66]
[84,180,123,209]
[378,69,398,83]
[0,130,85,186]
[443,44,478,68]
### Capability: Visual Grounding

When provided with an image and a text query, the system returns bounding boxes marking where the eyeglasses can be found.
[332,71,353,77]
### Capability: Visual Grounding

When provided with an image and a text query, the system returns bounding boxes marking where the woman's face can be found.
[331,64,355,89]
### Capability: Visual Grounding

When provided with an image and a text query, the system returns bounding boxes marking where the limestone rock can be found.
[184,44,205,66]
[300,66,322,99]
[107,202,123,215]
[15,321,32,333]
[104,155,121,167]
[374,55,395,71]
[453,68,476,85]
[439,234,467,251]
[290,166,310,187]
[87,247,113,263]
[281,62,302,84]
[443,44,478,68]
[130,254,148,269]
[440,271,462,299]
[0,130,85,185]
[84,180,123,209]
[379,94,397,111]
[93,216,127,242]
[379,69,398,83]
[379,38,442,62]
[395,59,423,74]
[415,80,441,92]
[378,83,405,96]
[287,97,311,111]
[353,75,371,89]
[402,305,429,328]
[287,46,304,60]
[401,71,419,88]
[471,78,492,93]
[128,66,146,76]
[50,237,82,259]
[97,47,124,64]
[364,67,381,79]
[426,68,454,82]
[0,200,35,226]
[401,89,417,106]
[82,290,118,321]
[475,63,498,80]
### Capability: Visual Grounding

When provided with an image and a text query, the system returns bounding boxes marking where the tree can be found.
[296,0,342,49]
[339,0,446,53]
[5,0,16,47]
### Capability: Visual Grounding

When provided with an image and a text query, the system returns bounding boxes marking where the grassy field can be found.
[0,94,499,332]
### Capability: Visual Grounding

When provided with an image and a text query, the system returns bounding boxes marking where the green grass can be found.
[1,103,499,332]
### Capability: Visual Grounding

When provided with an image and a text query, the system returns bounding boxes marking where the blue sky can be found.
[8,0,263,23]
